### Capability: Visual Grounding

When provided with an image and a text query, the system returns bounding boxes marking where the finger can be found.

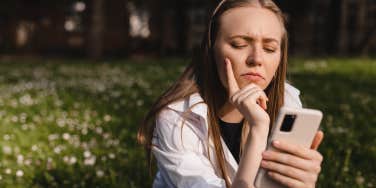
[225,58,240,95]
[272,140,321,161]
[258,90,268,110]
[260,97,267,110]
[262,150,321,173]
[235,84,260,102]
[230,83,259,103]
[250,90,268,110]
[310,131,324,150]
[267,171,305,188]
[261,160,308,182]
[236,86,268,108]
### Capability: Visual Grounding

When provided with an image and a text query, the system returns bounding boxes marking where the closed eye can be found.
[264,48,276,53]
[231,43,248,49]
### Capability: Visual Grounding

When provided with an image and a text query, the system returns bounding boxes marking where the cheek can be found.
[215,55,228,89]
[265,55,281,82]
[214,50,244,89]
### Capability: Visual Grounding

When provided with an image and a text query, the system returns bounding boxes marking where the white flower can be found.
[63,156,69,163]
[24,159,32,166]
[84,156,96,166]
[4,168,11,174]
[54,100,63,107]
[54,146,62,154]
[81,142,88,149]
[31,145,38,151]
[21,124,28,130]
[112,139,119,146]
[103,115,111,122]
[3,134,10,141]
[17,155,24,165]
[81,128,88,135]
[96,170,104,177]
[108,153,115,159]
[11,116,18,123]
[69,156,77,165]
[57,119,66,127]
[136,99,144,106]
[84,150,91,158]
[20,113,27,123]
[3,146,12,155]
[16,170,24,177]
[62,133,70,140]
[102,133,110,139]
[95,127,103,134]
[48,134,59,141]
[19,94,34,106]
[356,176,365,185]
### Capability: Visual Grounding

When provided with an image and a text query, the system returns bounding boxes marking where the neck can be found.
[218,101,244,123]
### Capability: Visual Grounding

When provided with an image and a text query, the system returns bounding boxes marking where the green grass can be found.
[0,57,374,187]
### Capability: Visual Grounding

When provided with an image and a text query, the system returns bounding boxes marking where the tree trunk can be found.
[148,0,164,55]
[361,28,376,55]
[88,0,105,60]
[338,0,348,55]
[175,0,189,55]
[355,0,367,52]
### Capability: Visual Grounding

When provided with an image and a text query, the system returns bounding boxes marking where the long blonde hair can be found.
[138,0,288,187]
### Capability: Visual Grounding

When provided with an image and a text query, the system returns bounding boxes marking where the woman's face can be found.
[214,6,283,90]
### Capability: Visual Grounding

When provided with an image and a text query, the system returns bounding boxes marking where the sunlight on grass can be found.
[0,58,374,187]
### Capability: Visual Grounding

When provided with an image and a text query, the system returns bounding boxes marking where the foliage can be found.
[0,57,374,187]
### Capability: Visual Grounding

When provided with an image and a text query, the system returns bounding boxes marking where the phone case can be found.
[254,107,323,188]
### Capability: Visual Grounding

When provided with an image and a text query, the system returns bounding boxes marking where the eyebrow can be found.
[228,35,280,44]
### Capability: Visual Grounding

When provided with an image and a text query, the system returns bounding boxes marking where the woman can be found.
[138,0,324,187]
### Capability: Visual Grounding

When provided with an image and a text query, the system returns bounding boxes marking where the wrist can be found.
[250,121,270,136]
[231,178,254,188]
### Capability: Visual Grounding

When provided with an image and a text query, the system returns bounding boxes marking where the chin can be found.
[240,80,266,88]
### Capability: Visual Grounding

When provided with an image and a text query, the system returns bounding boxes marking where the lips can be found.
[241,72,265,82]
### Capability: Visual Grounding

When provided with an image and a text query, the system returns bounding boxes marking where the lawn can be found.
[0,57,374,187]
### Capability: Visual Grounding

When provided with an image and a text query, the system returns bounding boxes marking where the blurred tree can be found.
[88,0,130,59]
[1,0,375,57]
[147,0,165,55]
[338,0,349,55]
[355,0,367,49]
[146,0,216,56]
[356,0,376,56]
[88,0,105,60]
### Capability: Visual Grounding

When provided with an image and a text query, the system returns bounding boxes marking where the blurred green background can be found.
[0,57,374,187]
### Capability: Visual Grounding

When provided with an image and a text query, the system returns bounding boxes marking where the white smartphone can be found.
[254,107,323,188]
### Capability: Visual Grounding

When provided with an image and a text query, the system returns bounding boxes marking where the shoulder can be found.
[284,82,303,108]
[153,94,208,152]
[156,93,206,128]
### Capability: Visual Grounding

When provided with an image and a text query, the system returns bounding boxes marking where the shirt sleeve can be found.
[152,109,227,188]
[284,82,303,108]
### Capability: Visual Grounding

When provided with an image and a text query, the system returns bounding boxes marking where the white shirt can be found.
[152,83,303,188]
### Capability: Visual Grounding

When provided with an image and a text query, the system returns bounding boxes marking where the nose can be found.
[246,44,263,66]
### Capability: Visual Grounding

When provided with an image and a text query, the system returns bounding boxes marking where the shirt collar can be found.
[166,92,239,176]
[167,92,207,118]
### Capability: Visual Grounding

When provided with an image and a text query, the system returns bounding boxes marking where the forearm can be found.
[232,122,269,188]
